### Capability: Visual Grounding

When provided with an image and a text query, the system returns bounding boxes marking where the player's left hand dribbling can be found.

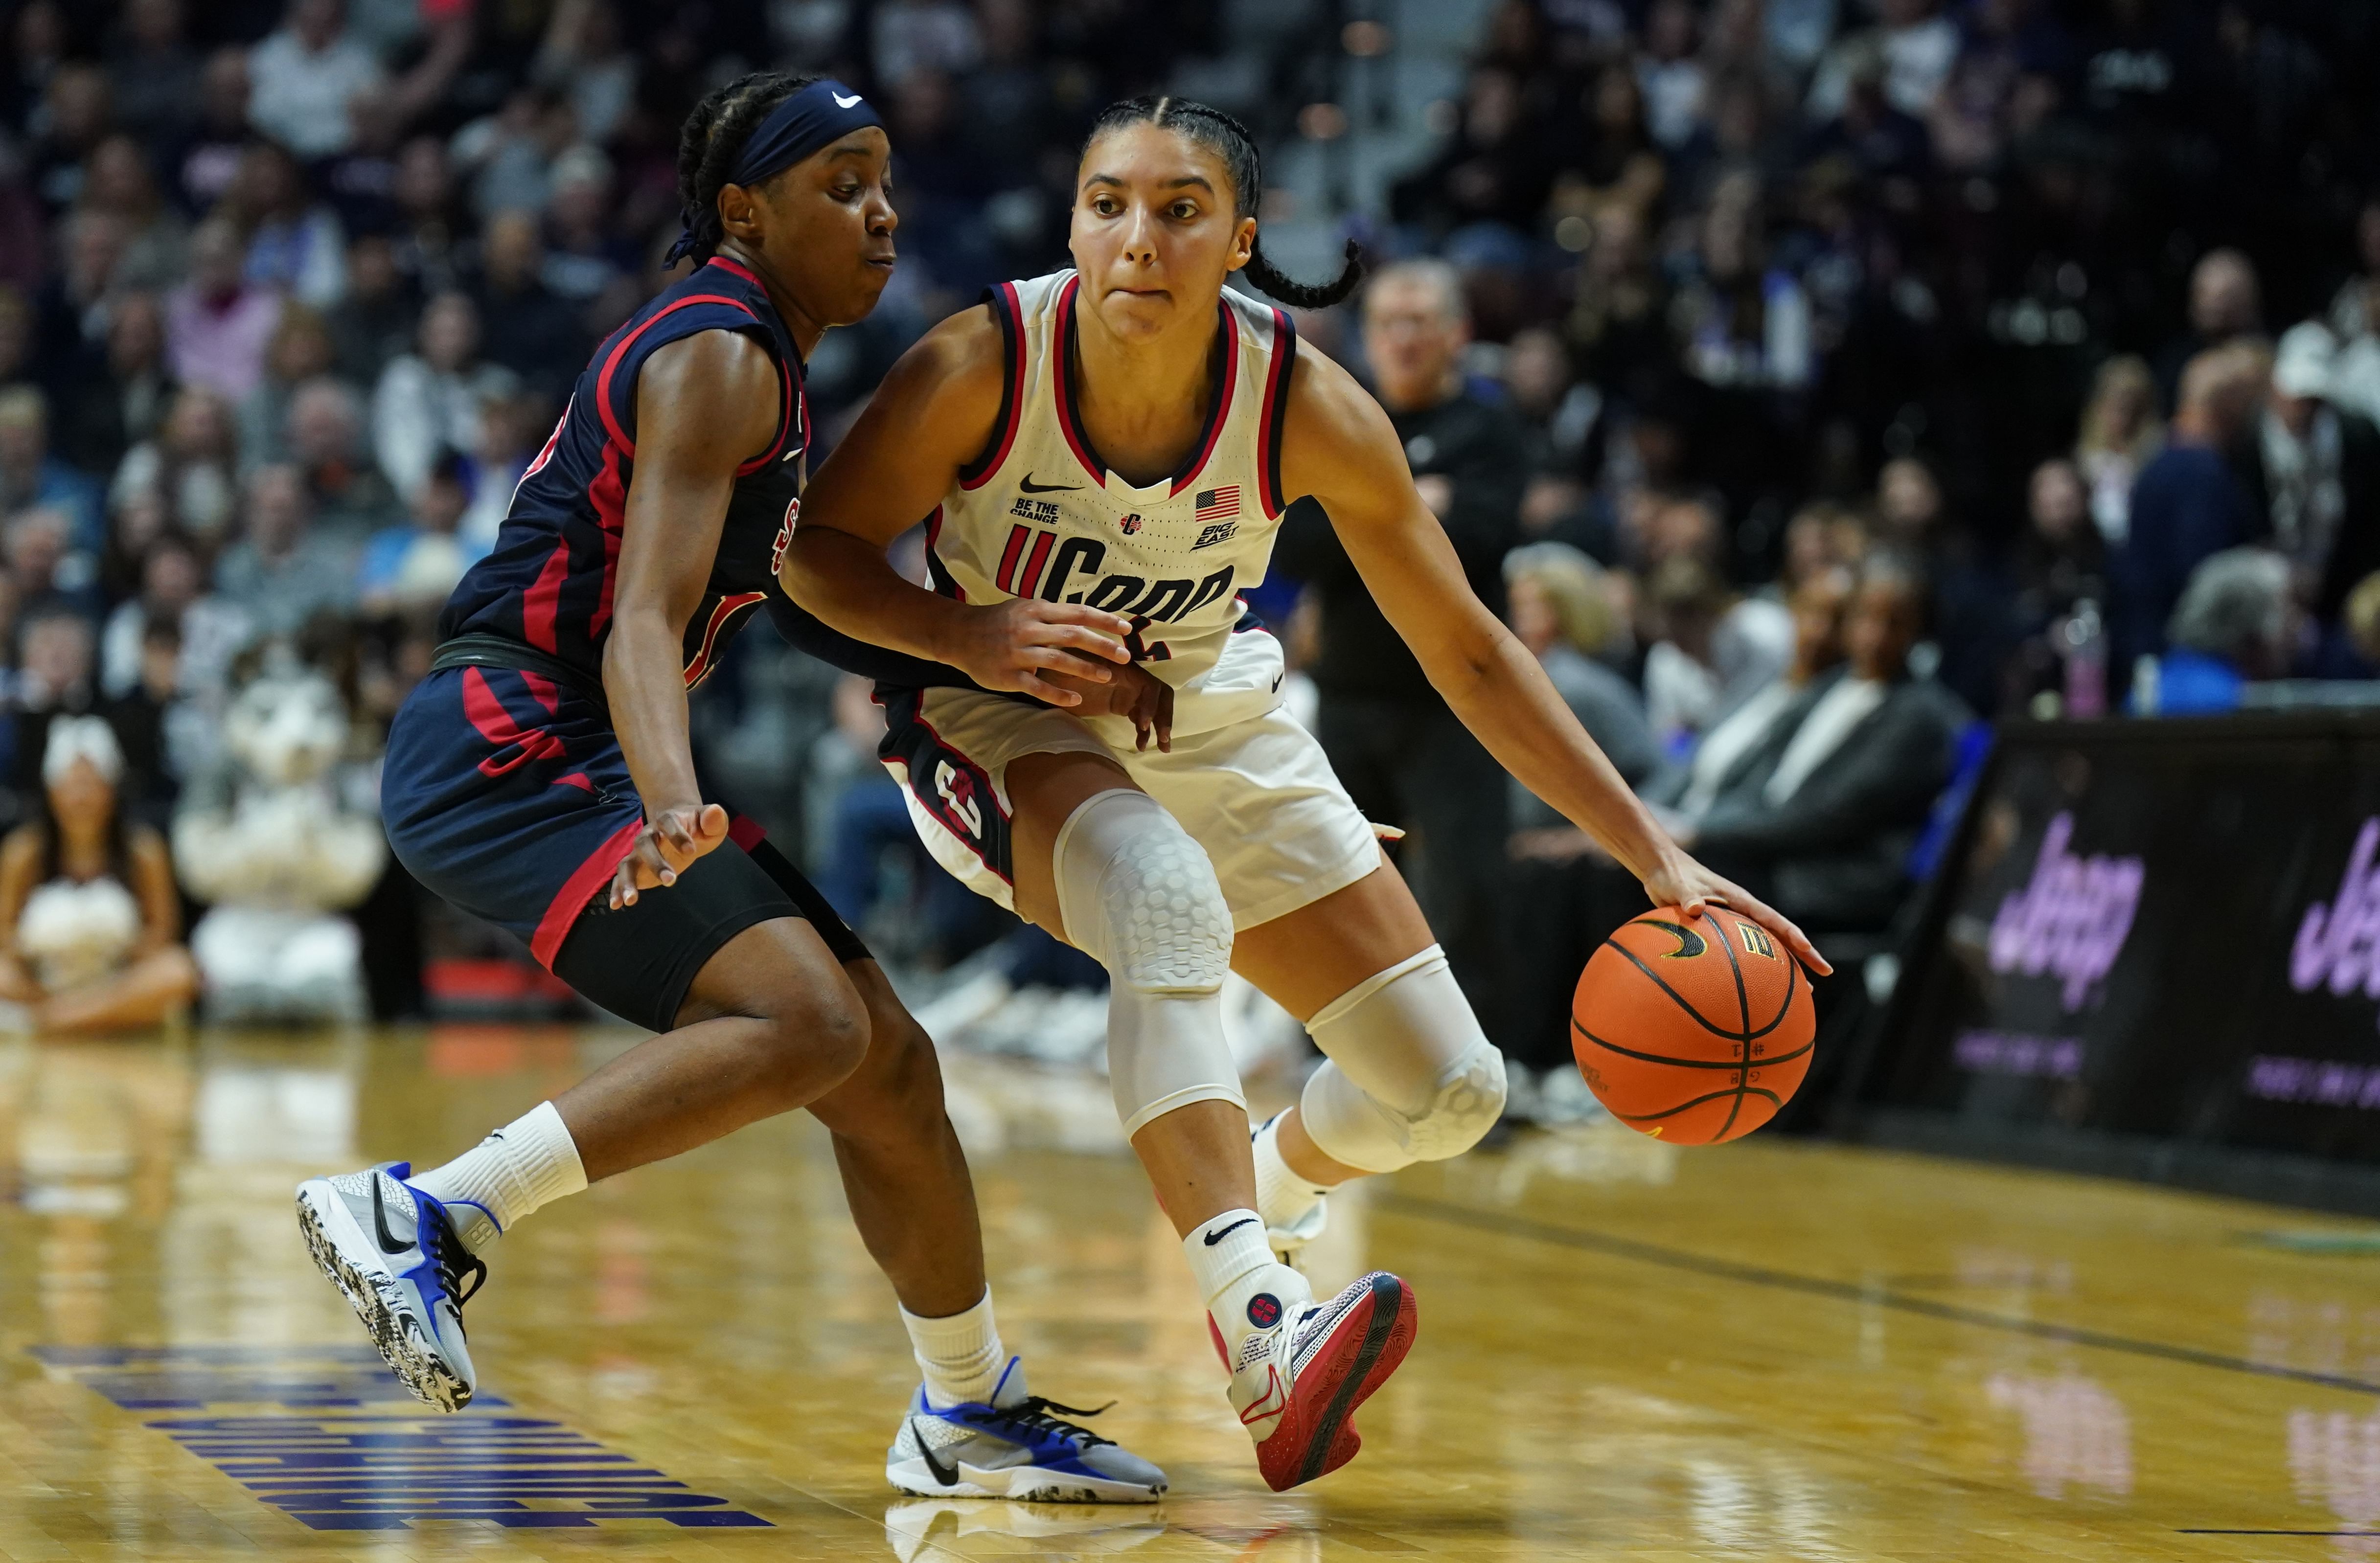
[610,802,730,910]
[1640,847,1832,976]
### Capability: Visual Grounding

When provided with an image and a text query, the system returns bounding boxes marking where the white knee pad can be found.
[1053,789,1242,1137]
[1298,946,1507,1174]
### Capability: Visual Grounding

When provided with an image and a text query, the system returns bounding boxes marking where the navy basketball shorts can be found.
[382,665,868,1032]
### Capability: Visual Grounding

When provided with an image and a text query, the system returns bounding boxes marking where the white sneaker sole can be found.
[295,1178,473,1412]
[885,1455,1162,1504]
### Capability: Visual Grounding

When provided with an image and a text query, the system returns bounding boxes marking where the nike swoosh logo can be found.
[1271,673,1282,692]
[1018,474,1080,494]
[1204,1217,1259,1246]
[911,1419,961,1487]
[834,92,863,108]
[369,1178,413,1257]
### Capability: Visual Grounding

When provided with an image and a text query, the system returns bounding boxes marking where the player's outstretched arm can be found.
[1278,347,1831,975]
[783,305,1137,707]
[600,329,780,908]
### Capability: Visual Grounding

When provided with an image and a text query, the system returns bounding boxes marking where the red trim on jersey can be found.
[587,442,628,637]
[1055,277,1238,494]
[521,396,569,486]
[1052,276,1106,484]
[683,591,768,688]
[1256,308,1299,517]
[727,813,767,851]
[1017,528,1056,598]
[531,817,644,970]
[462,667,565,776]
[959,282,1026,490]
[522,540,570,653]
[594,294,760,456]
[706,256,761,287]
[522,671,560,717]
[994,523,1028,591]
[1168,300,1239,496]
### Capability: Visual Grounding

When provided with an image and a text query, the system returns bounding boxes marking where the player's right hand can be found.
[943,599,1134,706]
[610,802,730,909]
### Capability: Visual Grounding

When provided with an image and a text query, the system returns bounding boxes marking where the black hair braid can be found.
[671,70,822,267]
[1085,95,1365,309]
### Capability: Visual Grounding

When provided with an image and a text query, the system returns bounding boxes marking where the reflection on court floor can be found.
[4,1026,2379,1560]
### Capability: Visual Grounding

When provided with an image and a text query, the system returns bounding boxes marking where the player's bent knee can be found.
[753,980,871,1107]
[1299,946,1507,1172]
[1052,789,1244,1134]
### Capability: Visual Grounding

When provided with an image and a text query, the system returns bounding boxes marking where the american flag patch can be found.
[1194,486,1241,524]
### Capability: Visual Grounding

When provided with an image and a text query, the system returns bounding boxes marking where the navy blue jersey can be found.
[439,256,808,688]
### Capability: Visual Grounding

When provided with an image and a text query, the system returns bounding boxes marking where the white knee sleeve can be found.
[1053,789,1242,1137]
[1299,946,1506,1174]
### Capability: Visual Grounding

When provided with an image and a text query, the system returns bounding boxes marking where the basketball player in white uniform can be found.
[779,97,1829,1491]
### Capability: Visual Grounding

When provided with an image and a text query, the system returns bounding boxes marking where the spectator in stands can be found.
[213,464,355,635]
[226,141,348,311]
[2074,355,2163,546]
[31,212,124,404]
[2003,456,2106,711]
[79,134,188,294]
[371,292,509,503]
[2113,340,2267,683]
[247,0,386,161]
[357,451,481,615]
[286,375,399,543]
[1652,565,1855,832]
[1505,543,1658,792]
[2138,548,2294,715]
[532,0,636,147]
[2154,249,2263,411]
[1272,257,1528,1034]
[110,385,236,548]
[26,62,111,218]
[165,218,282,403]
[0,716,197,1034]
[458,388,541,553]
[61,292,174,479]
[173,48,254,217]
[1679,554,1965,933]
[468,211,582,401]
[108,0,201,146]
[0,386,101,550]
[237,306,337,473]
[101,533,202,699]
[2243,322,2380,633]
[324,234,416,389]
[1640,553,1794,748]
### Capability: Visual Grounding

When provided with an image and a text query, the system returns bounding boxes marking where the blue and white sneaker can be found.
[887,1358,1166,1503]
[295,1162,486,1412]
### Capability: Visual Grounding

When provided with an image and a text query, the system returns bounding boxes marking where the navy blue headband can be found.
[665,79,885,265]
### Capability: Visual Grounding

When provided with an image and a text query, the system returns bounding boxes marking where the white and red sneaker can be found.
[1225,1270,1418,1491]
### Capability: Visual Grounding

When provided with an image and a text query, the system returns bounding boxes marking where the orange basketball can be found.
[1571,906,1815,1144]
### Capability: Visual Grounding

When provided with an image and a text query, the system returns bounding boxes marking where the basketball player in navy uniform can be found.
[295,74,1165,1504]
[781,97,1831,1491]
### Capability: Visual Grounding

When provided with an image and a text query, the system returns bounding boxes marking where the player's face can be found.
[720,128,897,329]
[1071,124,1256,342]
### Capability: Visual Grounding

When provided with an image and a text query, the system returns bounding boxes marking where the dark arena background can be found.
[7,0,2380,1558]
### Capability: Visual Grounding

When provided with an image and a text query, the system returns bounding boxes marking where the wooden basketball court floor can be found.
[4,1027,2379,1562]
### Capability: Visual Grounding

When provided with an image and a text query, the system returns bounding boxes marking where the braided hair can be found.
[671,70,824,267]
[1084,96,1364,310]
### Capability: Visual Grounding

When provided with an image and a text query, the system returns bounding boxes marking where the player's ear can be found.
[1227,216,1255,273]
[717,181,761,243]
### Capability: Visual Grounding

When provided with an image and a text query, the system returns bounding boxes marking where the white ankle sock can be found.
[1183,1209,1313,1363]
[409,1101,588,1255]
[1252,1115,1329,1234]
[901,1290,1007,1407]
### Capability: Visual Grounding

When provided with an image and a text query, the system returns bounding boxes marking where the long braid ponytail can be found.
[1084,96,1365,309]
[671,71,823,267]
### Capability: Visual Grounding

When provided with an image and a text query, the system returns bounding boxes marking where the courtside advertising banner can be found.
[1870,713,2380,1166]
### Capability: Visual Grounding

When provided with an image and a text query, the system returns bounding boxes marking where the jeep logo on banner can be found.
[1988,813,2146,1011]
[2292,817,2380,1021]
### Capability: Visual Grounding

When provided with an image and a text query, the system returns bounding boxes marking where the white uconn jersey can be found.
[928,271,1299,735]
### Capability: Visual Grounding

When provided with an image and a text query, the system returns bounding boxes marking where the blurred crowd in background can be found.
[1,0,2378,1103]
